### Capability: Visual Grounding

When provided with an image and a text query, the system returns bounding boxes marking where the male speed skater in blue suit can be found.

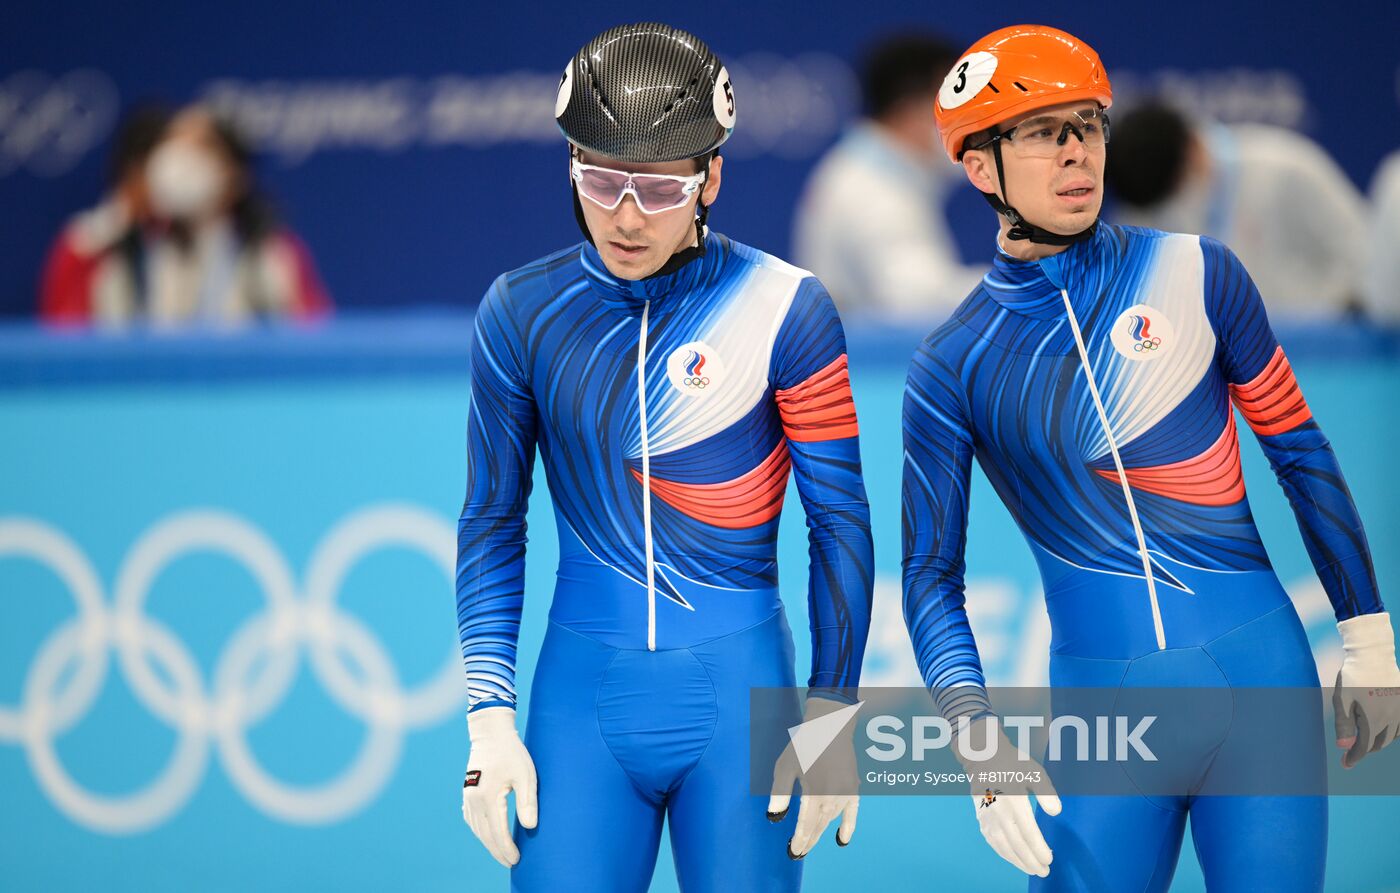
[901,23,1400,892]
[455,22,875,892]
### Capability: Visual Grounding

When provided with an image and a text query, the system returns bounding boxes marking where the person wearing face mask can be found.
[141,105,329,326]
[455,22,874,892]
[901,25,1395,891]
[1103,100,1368,318]
[40,104,329,327]
[793,33,987,320]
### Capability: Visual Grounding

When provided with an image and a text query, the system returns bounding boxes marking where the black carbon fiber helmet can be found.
[556,22,735,163]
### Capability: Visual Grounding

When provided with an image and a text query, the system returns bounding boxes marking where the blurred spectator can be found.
[1104,101,1368,317]
[1364,150,1400,321]
[40,104,330,327]
[794,34,986,319]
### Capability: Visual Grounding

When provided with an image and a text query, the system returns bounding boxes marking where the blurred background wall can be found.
[3,0,1397,316]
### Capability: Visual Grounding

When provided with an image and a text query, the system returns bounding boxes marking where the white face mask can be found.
[146,141,225,219]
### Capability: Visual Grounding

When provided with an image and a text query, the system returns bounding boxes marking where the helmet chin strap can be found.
[981,136,1097,247]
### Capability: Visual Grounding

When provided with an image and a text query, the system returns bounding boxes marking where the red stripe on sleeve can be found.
[773,354,860,443]
[1228,346,1312,436]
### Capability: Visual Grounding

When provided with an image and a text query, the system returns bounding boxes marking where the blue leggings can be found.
[1031,604,1327,892]
[511,609,803,892]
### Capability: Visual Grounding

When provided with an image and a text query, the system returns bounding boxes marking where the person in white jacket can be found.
[1105,100,1368,317]
[794,34,987,320]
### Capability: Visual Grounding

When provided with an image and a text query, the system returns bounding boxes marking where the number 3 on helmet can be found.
[934,24,1114,163]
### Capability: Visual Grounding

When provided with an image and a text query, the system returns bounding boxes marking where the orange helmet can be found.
[935,25,1112,162]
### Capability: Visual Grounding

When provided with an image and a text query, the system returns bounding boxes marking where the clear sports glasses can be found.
[570,159,705,214]
[969,107,1111,158]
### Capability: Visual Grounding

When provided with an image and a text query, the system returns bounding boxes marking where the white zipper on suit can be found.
[636,299,656,651]
[1059,288,1166,650]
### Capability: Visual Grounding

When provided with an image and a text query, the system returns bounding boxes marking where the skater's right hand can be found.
[462,707,538,867]
[767,697,862,859]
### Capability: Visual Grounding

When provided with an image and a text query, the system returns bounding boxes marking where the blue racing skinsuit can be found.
[902,223,1381,892]
[457,232,874,892]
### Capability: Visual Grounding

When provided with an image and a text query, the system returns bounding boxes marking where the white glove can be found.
[1333,612,1400,768]
[462,707,538,867]
[767,697,861,858]
[957,716,1061,878]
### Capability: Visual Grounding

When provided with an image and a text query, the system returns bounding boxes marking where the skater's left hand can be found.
[1333,612,1400,768]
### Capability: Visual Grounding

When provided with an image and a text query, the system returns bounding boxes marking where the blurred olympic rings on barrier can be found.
[0,505,464,834]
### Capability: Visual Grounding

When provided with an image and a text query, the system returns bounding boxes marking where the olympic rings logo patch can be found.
[1110,306,1175,362]
[0,505,463,834]
[667,342,724,396]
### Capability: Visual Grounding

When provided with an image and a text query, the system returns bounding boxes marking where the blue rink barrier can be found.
[0,313,1396,892]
